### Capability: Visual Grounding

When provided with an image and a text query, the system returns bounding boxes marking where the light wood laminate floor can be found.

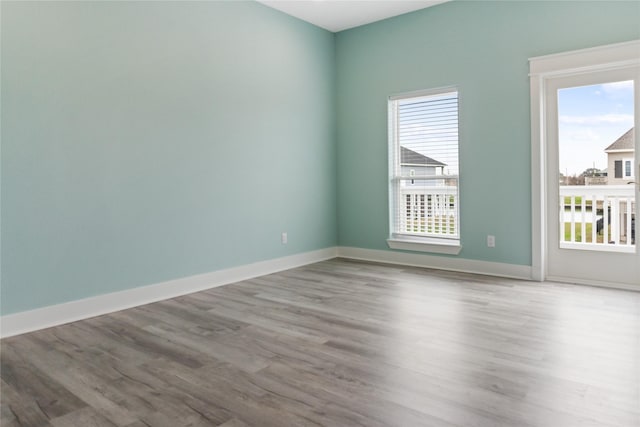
[1,258,639,427]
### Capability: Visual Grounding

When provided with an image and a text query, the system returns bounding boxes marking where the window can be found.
[387,88,461,254]
[615,159,635,179]
[615,160,623,178]
[624,159,634,178]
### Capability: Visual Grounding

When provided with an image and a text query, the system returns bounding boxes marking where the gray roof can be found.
[605,128,634,152]
[400,147,446,166]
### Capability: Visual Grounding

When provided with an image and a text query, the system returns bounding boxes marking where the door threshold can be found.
[546,275,639,292]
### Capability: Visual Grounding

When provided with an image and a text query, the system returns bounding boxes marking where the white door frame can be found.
[529,40,640,286]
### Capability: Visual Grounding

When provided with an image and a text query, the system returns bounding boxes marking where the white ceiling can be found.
[257,0,449,33]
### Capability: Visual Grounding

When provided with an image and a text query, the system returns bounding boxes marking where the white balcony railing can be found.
[398,185,459,238]
[560,185,636,253]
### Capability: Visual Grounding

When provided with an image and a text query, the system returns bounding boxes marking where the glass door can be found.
[546,67,639,287]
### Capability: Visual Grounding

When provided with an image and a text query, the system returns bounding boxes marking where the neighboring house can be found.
[605,128,635,185]
[603,127,635,244]
[400,146,446,186]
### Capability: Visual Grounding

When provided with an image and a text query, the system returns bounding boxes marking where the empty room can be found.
[1,1,639,426]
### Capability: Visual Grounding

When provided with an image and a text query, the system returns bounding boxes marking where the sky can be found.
[558,80,634,176]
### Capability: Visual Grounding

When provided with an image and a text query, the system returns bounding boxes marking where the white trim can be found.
[605,149,634,154]
[387,238,462,255]
[559,242,636,254]
[338,246,532,281]
[0,247,338,338]
[529,40,640,77]
[391,174,459,181]
[389,85,458,101]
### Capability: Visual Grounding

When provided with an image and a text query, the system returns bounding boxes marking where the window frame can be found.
[624,158,634,178]
[386,87,462,255]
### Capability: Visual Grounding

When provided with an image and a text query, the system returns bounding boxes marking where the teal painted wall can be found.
[335,1,640,265]
[1,1,336,315]
[3,1,639,317]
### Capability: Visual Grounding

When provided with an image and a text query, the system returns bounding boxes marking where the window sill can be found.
[387,237,462,255]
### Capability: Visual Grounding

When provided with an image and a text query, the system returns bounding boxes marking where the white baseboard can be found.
[337,246,533,281]
[0,247,338,338]
[0,246,550,338]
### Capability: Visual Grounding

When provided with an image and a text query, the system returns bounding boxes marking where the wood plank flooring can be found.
[1,258,639,427]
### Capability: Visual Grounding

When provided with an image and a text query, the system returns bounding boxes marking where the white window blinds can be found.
[389,89,460,242]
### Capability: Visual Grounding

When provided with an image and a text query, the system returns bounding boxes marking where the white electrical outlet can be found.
[487,235,495,248]
[281,232,288,244]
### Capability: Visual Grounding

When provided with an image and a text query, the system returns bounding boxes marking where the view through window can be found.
[557,80,635,249]
[388,89,460,246]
